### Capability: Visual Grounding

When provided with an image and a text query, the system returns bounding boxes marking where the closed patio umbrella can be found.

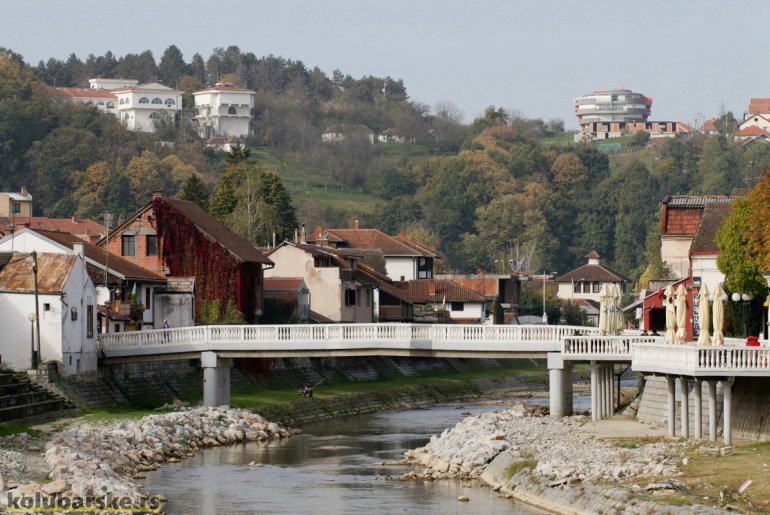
[611,283,624,335]
[697,284,710,346]
[664,284,676,344]
[598,283,609,335]
[712,283,725,345]
[675,284,688,343]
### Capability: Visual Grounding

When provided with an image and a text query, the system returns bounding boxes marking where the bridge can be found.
[98,324,770,446]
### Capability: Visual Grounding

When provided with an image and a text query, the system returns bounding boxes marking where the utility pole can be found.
[542,271,548,324]
[31,251,41,368]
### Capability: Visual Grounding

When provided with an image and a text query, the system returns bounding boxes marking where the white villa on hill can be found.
[111,83,183,133]
[194,84,255,138]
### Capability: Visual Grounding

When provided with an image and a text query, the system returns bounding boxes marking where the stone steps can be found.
[0,371,78,423]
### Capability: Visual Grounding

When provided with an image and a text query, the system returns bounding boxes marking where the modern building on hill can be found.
[574,88,652,126]
[193,84,255,139]
[54,87,119,114]
[111,83,183,133]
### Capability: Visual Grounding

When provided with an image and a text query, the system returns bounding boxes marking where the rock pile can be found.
[2,407,289,510]
[404,403,680,483]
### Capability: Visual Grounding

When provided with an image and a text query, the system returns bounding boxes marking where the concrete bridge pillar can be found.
[693,379,702,440]
[679,376,689,439]
[202,351,232,407]
[708,380,717,441]
[547,353,573,417]
[590,362,600,421]
[722,378,733,446]
[666,375,676,437]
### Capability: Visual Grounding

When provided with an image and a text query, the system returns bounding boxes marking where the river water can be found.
[142,403,550,514]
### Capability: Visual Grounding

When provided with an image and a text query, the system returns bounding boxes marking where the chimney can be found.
[428,279,436,296]
[71,215,79,224]
[300,224,306,243]
[354,219,360,230]
[20,186,28,196]
[73,242,85,258]
[152,191,163,200]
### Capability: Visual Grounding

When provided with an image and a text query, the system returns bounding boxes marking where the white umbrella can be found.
[675,284,688,343]
[697,284,710,346]
[598,283,609,335]
[712,283,725,346]
[610,283,623,335]
[664,285,676,344]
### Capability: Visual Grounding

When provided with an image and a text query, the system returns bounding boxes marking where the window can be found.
[450,301,464,312]
[165,98,175,106]
[228,106,236,115]
[119,98,124,104]
[149,112,159,119]
[582,282,591,293]
[145,287,151,310]
[152,98,162,104]
[145,235,158,256]
[344,289,356,306]
[138,97,149,104]
[87,305,94,338]
[573,281,581,293]
[97,101,104,106]
[11,202,20,214]
[106,101,115,108]
[114,324,120,333]
[71,307,78,321]
[593,282,600,293]
[121,235,135,256]
[417,257,433,279]
[43,303,51,312]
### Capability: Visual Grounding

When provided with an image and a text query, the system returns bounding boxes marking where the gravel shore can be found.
[0,407,290,512]
[404,404,730,514]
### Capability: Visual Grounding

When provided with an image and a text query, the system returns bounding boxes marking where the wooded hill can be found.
[2,45,767,285]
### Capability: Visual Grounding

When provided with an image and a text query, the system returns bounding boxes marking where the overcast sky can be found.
[3,0,768,127]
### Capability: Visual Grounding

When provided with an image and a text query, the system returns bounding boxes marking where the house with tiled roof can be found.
[194,83,255,139]
[689,202,732,289]
[554,251,629,304]
[735,125,770,145]
[101,194,272,323]
[264,242,374,323]
[0,251,97,376]
[660,195,735,278]
[397,279,487,323]
[321,124,375,144]
[54,87,118,115]
[1,215,106,243]
[0,228,171,331]
[307,221,439,282]
[700,118,718,135]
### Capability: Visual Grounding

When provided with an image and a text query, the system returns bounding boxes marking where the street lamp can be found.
[731,292,754,337]
[542,272,556,324]
[27,312,37,369]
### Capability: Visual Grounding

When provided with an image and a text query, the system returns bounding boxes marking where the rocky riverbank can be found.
[403,404,728,514]
[1,407,290,512]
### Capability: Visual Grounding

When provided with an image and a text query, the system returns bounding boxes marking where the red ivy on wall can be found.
[151,198,257,322]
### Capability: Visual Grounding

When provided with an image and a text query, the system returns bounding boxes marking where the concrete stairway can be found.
[0,370,78,423]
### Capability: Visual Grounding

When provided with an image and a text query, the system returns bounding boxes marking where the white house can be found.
[263,277,311,323]
[264,242,373,323]
[0,251,97,376]
[112,83,183,133]
[398,279,487,323]
[0,228,169,331]
[554,251,629,304]
[321,124,375,144]
[307,223,438,282]
[89,78,138,90]
[689,202,731,293]
[193,84,255,139]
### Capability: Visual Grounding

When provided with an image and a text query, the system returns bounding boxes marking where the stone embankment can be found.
[404,405,727,514]
[1,407,290,511]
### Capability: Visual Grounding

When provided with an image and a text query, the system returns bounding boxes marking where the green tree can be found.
[697,136,741,194]
[158,45,186,87]
[179,174,210,211]
[716,197,765,295]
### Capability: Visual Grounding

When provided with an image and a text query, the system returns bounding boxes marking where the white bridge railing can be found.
[561,335,661,357]
[632,343,770,373]
[98,324,600,352]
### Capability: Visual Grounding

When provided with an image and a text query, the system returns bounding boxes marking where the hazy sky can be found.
[3,1,768,127]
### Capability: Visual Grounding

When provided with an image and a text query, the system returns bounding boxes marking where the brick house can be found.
[101,195,273,323]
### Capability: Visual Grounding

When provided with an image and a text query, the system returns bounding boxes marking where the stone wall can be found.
[637,375,770,441]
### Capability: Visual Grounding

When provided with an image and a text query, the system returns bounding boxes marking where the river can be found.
[142,403,551,514]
